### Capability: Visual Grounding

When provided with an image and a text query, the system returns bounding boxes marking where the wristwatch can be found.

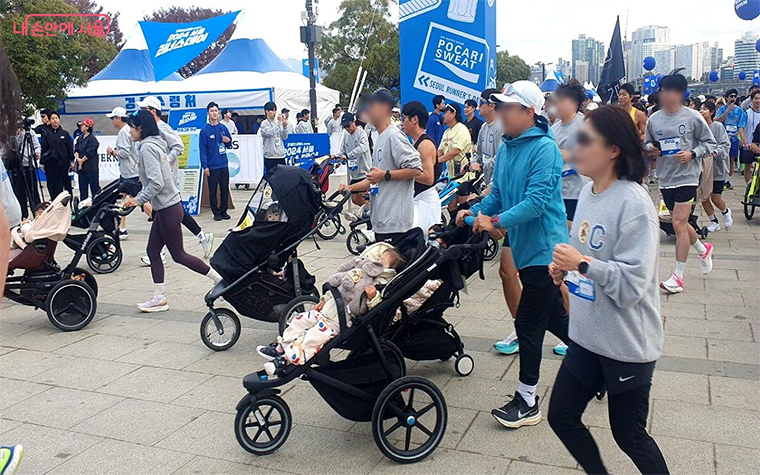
[578,257,591,275]
[690,151,697,160]
[384,169,392,181]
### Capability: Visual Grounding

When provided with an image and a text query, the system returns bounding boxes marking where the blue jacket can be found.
[199,122,232,170]
[469,119,568,269]
[425,111,447,147]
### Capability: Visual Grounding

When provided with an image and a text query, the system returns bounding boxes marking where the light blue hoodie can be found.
[469,118,568,269]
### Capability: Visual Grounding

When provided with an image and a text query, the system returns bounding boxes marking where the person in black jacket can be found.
[40,111,73,197]
[74,117,100,200]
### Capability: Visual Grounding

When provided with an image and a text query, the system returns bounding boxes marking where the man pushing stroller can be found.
[257,243,406,376]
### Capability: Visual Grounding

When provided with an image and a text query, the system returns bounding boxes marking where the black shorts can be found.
[739,148,757,165]
[118,176,142,197]
[661,186,697,211]
[562,342,656,395]
[563,199,578,222]
[712,180,725,195]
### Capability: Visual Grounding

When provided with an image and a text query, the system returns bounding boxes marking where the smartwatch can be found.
[578,259,590,275]
[384,169,392,181]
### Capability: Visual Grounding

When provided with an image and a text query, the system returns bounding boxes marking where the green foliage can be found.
[0,0,117,111]
[496,50,530,86]
[317,0,399,102]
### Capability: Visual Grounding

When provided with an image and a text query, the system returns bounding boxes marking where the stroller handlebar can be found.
[105,205,136,217]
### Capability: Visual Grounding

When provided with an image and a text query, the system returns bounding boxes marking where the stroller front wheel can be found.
[86,236,122,274]
[346,229,370,255]
[200,308,241,351]
[454,354,474,377]
[235,395,292,456]
[46,280,97,331]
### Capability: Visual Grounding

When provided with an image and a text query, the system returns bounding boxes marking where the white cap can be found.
[105,106,127,118]
[136,95,162,111]
[490,81,545,112]
[392,107,400,113]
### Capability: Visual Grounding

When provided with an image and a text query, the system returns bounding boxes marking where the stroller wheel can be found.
[200,308,241,351]
[86,236,122,274]
[278,295,320,335]
[346,229,369,255]
[483,236,499,261]
[315,210,342,240]
[235,394,292,456]
[372,376,447,464]
[46,280,97,331]
[454,354,474,377]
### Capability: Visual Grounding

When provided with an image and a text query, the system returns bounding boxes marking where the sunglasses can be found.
[576,130,605,147]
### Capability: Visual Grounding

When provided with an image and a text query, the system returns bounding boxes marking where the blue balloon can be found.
[685,90,691,99]
[643,56,656,71]
[739,71,748,80]
[709,71,719,82]
[735,0,760,21]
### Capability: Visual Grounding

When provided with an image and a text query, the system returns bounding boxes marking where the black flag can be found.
[598,16,626,104]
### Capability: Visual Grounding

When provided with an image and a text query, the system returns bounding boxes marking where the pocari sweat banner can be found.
[400,0,497,108]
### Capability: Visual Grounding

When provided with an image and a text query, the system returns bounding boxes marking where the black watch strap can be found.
[578,260,590,275]
[385,169,392,181]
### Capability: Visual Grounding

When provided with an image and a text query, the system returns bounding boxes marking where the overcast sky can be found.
[103,0,756,65]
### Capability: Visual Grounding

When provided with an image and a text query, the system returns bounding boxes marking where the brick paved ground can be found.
[1,177,757,474]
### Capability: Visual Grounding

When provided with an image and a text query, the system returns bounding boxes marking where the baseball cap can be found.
[281,108,290,113]
[341,112,355,128]
[391,107,400,113]
[136,96,162,111]
[363,88,396,106]
[82,118,94,128]
[105,106,127,118]
[264,101,277,111]
[490,81,545,112]
[300,108,310,115]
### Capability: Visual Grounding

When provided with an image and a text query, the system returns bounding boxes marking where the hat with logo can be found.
[136,96,162,111]
[341,112,356,128]
[105,106,128,118]
[490,81,545,112]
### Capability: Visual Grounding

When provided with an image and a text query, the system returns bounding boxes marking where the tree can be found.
[65,0,123,47]
[496,50,530,86]
[316,0,399,103]
[0,0,117,111]
[143,7,235,78]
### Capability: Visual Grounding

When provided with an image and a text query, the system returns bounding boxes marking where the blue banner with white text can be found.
[284,133,331,170]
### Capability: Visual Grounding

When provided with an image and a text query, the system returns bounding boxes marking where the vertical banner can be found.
[178,133,203,215]
[95,136,119,184]
[399,0,497,108]
[229,135,264,185]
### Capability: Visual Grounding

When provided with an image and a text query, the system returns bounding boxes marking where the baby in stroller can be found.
[10,202,50,250]
[257,242,407,375]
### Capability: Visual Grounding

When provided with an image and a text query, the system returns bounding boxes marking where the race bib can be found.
[561,168,577,177]
[725,124,738,136]
[370,183,379,195]
[348,158,358,170]
[218,143,227,155]
[660,136,681,156]
[566,271,596,302]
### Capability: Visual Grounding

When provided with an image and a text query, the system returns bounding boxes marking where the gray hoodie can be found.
[259,119,288,158]
[157,120,184,186]
[134,135,181,211]
[340,126,371,181]
[569,179,663,363]
[709,121,731,181]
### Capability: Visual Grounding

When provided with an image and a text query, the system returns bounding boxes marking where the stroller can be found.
[201,166,352,351]
[4,192,129,331]
[64,179,126,274]
[309,156,346,240]
[233,228,489,463]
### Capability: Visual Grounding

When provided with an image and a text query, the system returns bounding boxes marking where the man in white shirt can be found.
[282,108,296,135]
[220,108,238,135]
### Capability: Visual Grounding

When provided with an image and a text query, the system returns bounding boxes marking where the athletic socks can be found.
[154,283,165,298]
[197,231,206,242]
[692,239,707,255]
[674,261,687,279]
[206,268,223,284]
[518,382,537,407]
[708,213,718,223]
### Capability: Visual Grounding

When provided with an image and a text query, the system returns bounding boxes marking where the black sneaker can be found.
[221,213,231,220]
[256,343,280,361]
[213,214,223,221]
[263,356,287,377]
[491,392,541,428]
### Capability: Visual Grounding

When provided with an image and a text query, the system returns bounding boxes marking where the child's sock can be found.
[692,239,707,255]
[154,283,165,298]
[674,261,686,279]
[206,268,223,284]
[518,382,537,407]
[708,213,717,223]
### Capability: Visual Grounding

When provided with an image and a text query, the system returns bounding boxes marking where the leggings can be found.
[181,209,202,235]
[146,202,209,284]
[548,364,669,475]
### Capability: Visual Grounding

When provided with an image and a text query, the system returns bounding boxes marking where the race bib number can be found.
[566,271,596,302]
[660,136,681,156]
[725,124,738,136]
[348,158,358,170]
[218,143,227,155]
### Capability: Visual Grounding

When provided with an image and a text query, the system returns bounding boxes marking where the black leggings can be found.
[147,202,209,284]
[548,364,669,475]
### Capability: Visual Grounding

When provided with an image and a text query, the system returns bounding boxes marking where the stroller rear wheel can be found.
[278,295,320,335]
[346,229,370,255]
[483,236,499,261]
[86,236,122,274]
[46,280,97,331]
[235,395,292,456]
[315,210,342,240]
[372,376,447,464]
[200,308,241,351]
[454,354,474,377]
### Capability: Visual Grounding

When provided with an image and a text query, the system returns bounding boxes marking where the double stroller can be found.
[4,191,129,331]
[200,166,351,351]
[233,228,489,464]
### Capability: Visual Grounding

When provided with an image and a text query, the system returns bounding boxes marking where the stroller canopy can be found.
[11,192,71,249]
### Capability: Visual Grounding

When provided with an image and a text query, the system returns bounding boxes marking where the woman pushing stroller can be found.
[257,243,406,376]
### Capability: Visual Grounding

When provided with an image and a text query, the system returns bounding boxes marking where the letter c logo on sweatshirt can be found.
[589,224,607,251]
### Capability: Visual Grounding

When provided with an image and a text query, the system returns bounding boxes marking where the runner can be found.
[547,105,668,475]
[699,101,733,233]
[740,90,760,183]
[716,89,748,182]
[618,83,648,140]
[645,73,716,294]
[438,103,472,212]
[338,112,371,207]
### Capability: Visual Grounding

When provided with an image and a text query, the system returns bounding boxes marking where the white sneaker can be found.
[659,274,684,294]
[699,243,714,275]
[722,208,733,229]
[706,221,720,233]
[141,252,166,266]
[200,233,215,259]
[137,295,169,312]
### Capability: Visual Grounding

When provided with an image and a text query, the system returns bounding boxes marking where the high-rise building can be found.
[653,48,675,75]
[575,61,590,84]
[734,32,760,76]
[630,26,671,78]
[710,43,724,72]
[572,35,605,84]
[674,42,711,81]
[557,57,572,81]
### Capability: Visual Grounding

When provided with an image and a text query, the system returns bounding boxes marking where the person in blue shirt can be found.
[458,81,570,430]
[716,88,748,181]
[200,102,233,221]
[425,94,447,147]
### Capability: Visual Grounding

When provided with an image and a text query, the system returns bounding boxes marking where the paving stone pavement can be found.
[1,178,758,474]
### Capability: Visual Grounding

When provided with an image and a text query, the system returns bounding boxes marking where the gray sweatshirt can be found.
[370,125,423,234]
[569,179,663,363]
[552,113,591,200]
[157,120,184,185]
[135,135,181,211]
[472,118,502,185]
[709,121,731,182]
[325,116,343,135]
[295,121,312,134]
[645,106,716,189]
[115,125,138,179]
[340,126,371,181]
[260,119,288,158]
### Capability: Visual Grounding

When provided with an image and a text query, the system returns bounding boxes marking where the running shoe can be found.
[221,213,231,220]
[0,445,23,475]
[491,392,541,429]
[118,229,129,240]
[552,342,568,356]
[494,331,520,355]
[263,356,288,377]
[724,181,733,191]
[660,274,684,294]
[699,243,714,275]
[137,295,169,313]
[257,343,280,361]
[200,233,215,259]
[723,208,733,229]
[140,252,166,266]
[707,221,720,233]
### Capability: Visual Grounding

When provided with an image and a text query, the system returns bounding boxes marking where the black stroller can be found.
[64,179,126,274]
[309,156,346,240]
[201,166,352,351]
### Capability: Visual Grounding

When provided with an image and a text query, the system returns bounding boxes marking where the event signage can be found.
[168,109,209,133]
[400,0,496,107]
[284,133,331,169]
[643,75,662,95]
[139,11,241,81]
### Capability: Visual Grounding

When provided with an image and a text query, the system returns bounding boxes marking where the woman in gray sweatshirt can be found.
[123,110,221,313]
[547,106,669,475]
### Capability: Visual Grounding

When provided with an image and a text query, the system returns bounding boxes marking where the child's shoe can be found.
[257,343,281,361]
[263,356,287,377]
